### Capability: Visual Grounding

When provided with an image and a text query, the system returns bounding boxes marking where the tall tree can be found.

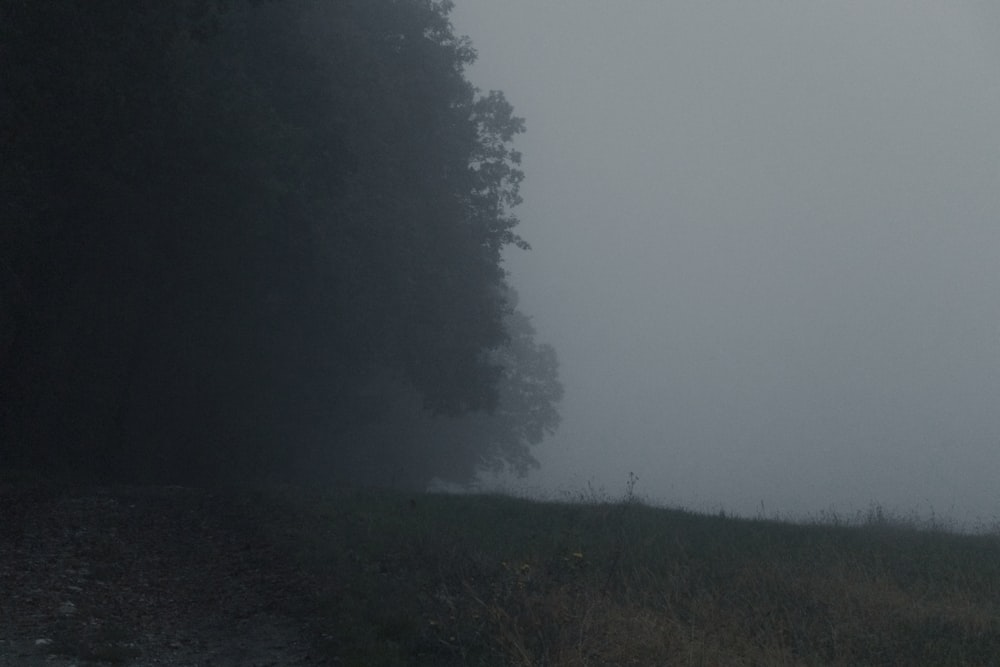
[1,0,549,485]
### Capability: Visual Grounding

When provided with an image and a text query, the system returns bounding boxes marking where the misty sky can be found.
[449,2,1000,523]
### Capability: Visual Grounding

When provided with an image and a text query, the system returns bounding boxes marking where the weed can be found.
[257,483,1000,665]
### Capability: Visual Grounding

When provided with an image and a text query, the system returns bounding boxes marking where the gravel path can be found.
[0,484,328,666]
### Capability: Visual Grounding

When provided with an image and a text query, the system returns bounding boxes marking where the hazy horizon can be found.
[449,1,1000,524]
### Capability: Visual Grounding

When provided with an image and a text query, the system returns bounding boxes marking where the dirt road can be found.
[0,484,327,666]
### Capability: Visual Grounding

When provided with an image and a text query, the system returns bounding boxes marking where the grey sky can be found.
[449,1,1000,522]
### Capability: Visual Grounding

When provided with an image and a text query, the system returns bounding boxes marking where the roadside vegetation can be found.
[265,481,1000,666]
[5,470,998,665]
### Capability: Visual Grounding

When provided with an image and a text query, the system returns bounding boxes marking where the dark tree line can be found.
[1,0,561,487]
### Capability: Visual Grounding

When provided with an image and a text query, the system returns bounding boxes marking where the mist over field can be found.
[5,0,1000,526]
[450,1,1000,522]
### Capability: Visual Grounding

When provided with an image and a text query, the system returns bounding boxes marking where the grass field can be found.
[264,483,1000,666]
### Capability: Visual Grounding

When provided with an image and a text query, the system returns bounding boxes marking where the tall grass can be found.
[263,483,1000,666]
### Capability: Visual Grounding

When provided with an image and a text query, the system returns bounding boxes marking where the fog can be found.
[449,2,1000,522]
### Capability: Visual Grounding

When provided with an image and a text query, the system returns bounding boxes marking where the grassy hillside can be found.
[4,475,998,665]
[268,485,1000,666]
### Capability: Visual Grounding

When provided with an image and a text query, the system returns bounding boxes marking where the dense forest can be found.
[0,0,562,489]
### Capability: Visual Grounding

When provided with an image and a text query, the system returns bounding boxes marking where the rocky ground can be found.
[0,483,332,666]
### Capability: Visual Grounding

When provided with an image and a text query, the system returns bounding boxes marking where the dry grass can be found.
[263,484,1000,666]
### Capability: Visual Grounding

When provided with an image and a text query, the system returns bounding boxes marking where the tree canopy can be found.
[1,0,561,486]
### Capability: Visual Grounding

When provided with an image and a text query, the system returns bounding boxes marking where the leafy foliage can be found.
[311,288,564,490]
[433,289,564,482]
[1,0,560,484]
